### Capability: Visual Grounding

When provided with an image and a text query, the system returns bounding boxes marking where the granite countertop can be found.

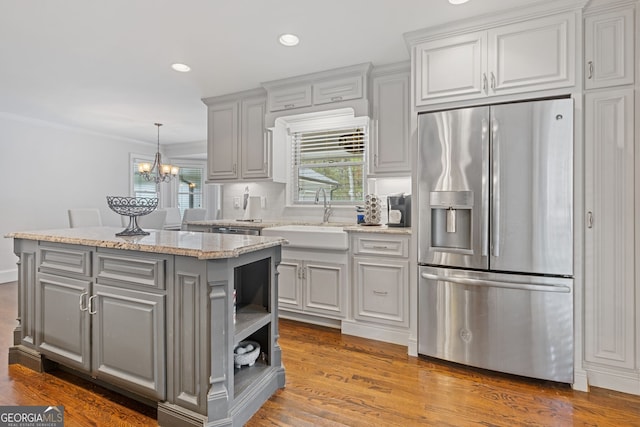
[186,219,412,234]
[6,227,286,260]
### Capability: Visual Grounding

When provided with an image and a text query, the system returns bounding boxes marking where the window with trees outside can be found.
[131,158,205,217]
[291,125,366,205]
[176,166,204,217]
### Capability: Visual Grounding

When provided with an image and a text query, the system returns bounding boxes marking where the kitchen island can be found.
[6,227,286,427]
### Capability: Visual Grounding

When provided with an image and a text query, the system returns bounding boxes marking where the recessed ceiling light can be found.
[278,33,300,47]
[449,0,469,4]
[171,63,191,72]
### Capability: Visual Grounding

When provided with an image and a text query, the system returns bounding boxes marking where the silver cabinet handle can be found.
[373,290,388,296]
[372,245,389,250]
[232,163,237,174]
[490,72,496,90]
[330,96,343,102]
[88,295,97,315]
[79,291,88,312]
[482,73,488,92]
[284,103,295,109]
[587,211,593,228]
[587,61,594,79]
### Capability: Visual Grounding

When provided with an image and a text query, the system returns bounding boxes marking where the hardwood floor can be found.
[1,281,639,426]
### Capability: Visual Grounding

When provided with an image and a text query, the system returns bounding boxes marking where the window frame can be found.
[284,114,369,207]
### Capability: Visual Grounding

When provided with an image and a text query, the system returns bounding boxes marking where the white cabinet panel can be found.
[277,260,303,310]
[488,14,574,94]
[371,68,411,175]
[412,12,576,106]
[585,7,635,89]
[277,257,346,319]
[313,75,363,105]
[204,91,270,182]
[268,84,312,111]
[414,32,487,105]
[240,96,269,179]
[354,257,408,326]
[207,101,239,180]
[304,261,346,317]
[584,89,635,370]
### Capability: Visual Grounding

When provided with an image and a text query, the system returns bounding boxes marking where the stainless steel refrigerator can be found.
[417,98,574,383]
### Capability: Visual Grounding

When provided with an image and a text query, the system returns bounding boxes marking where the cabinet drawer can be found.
[95,250,169,291]
[313,75,363,105]
[268,84,312,111]
[353,235,409,257]
[39,243,92,277]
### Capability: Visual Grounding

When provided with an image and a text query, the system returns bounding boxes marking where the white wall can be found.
[0,114,155,283]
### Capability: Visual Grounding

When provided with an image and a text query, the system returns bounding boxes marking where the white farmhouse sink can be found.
[261,225,348,250]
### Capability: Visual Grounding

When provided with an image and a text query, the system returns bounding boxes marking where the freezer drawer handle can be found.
[421,272,571,293]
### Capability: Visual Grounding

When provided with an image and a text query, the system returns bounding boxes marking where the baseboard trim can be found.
[0,268,17,284]
[341,320,409,347]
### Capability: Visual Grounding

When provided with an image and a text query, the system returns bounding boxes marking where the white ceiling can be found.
[0,0,549,146]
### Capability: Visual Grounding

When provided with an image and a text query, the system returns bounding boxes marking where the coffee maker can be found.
[387,194,411,227]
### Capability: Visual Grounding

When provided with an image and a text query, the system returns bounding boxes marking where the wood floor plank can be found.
[1,282,640,426]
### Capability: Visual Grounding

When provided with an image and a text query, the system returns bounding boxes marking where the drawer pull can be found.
[373,290,388,296]
[330,96,343,101]
[284,103,295,109]
[372,245,390,250]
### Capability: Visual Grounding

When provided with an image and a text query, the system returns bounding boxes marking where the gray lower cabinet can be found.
[10,238,284,427]
[34,245,167,400]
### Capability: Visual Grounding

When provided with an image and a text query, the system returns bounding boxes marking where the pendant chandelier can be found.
[138,123,179,183]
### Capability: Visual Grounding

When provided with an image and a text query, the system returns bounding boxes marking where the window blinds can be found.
[291,126,366,203]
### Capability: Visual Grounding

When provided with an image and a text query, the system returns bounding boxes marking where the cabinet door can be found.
[585,8,635,90]
[303,261,346,318]
[413,31,487,106]
[371,71,411,175]
[267,84,312,111]
[488,13,575,95]
[353,257,408,326]
[584,89,635,370]
[36,273,91,372]
[277,259,303,311]
[313,75,363,105]
[207,101,239,180]
[92,284,166,400]
[240,96,269,179]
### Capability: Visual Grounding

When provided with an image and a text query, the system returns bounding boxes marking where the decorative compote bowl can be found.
[106,196,158,236]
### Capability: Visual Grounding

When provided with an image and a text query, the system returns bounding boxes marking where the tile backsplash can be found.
[220,177,411,224]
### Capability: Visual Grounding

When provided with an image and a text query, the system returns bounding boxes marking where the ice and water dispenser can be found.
[429,191,473,252]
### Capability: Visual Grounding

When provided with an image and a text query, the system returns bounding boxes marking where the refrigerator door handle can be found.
[421,272,571,293]
[491,118,500,257]
[481,118,490,257]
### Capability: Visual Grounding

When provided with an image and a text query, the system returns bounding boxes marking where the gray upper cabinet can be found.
[267,84,312,111]
[262,63,372,114]
[206,101,239,180]
[313,74,364,105]
[203,88,270,182]
[584,6,635,90]
[370,63,411,176]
